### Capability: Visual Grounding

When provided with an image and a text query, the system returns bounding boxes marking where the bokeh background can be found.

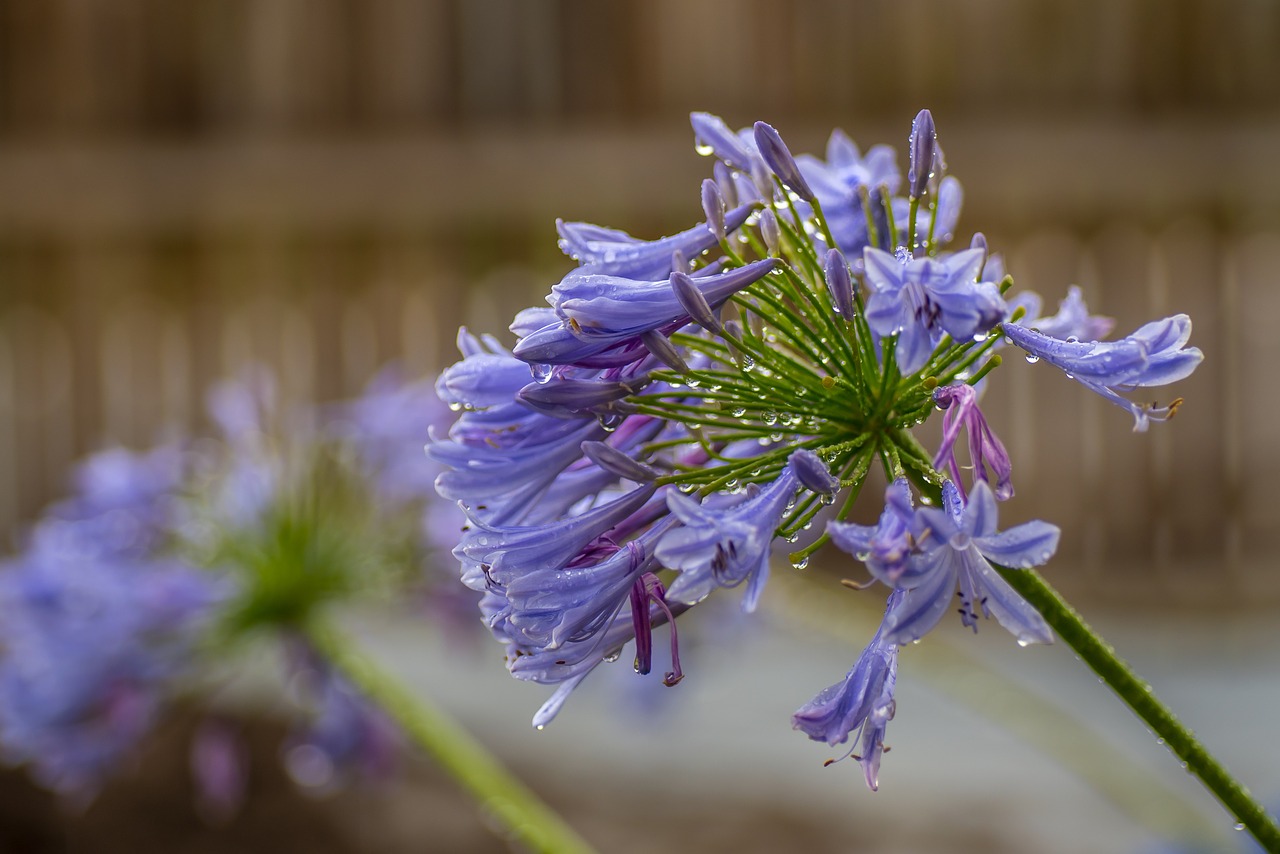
[1,1,1278,852]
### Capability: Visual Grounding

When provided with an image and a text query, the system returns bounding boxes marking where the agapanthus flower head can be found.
[429,108,1202,779]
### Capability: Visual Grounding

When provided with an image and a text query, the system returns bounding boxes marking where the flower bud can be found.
[907,109,937,199]
[790,448,840,496]
[823,248,855,322]
[671,270,722,334]
[753,121,815,202]
[759,208,781,256]
[581,441,658,482]
[701,178,726,241]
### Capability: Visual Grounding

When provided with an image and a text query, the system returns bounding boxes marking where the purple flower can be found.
[556,204,754,281]
[907,109,938,199]
[339,366,450,505]
[656,465,801,612]
[456,483,657,591]
[864,247,1005,374]
[932,383,1014,500]
[191,718,249,822]
[1001,314,1203,431]
[827,479,918,586]
[880,481,1057,645]
[753,121,815,202]
[690,112,761,173]
[0,548,225,800]
[549,259,778,341]
[284,642,401,790]
[793,592,901,791]
[1010,285,1114,343]
[34,445,185,562]
[504,520,671,650]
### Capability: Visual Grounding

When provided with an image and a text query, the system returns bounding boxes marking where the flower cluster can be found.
[431,110,1203,787]
[0,368,458,803]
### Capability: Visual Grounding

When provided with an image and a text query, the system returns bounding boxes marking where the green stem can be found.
[995,568,1280,852]
[305,620,598,854]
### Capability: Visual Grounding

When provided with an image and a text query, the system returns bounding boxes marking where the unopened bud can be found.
[701,178,726,240]
[759,209,781,256]
[753,121,815,202]
[823,248,855,322]
[907,109,937,199]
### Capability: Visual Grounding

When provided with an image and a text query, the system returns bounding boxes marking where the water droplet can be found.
[790,556,810,570]
[1234,823,1246,832]
[597,413,625,432]
[687,378,701,388]
[785,533,799,543]
[731,407,746,417]
[741,356,756,372]
[972,332,989,343]
[855,550,871,562]
[603,650,622,663]
[1016,638,1031,648]
[1024,354,1040,364]
[764,412,778,425]
[1066,336,1079,344]
[531,363,553,383]
[695,142,714,156]
[536,724,546,731]
[448,401,463,411]
[820,494,836,506]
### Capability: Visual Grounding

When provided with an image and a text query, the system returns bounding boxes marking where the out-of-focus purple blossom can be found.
[33,445,186,562]
[285,642,401,790]
[0,547,226,801]
[1010,285,1115,343]
[191,718,249,823]
[1001,313,1203,431]
[339,366,451,506]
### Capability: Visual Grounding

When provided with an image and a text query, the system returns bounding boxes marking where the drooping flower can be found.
[932,383,1014,500]
[1001,313,1203,431]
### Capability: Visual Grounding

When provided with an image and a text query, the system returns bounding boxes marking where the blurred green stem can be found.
[305,620,598,854]
[997,568,1280,852]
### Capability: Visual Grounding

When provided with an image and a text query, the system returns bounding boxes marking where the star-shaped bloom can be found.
[864,247,1005,374]
[656,463,802,613]
[888,481,1057,645]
